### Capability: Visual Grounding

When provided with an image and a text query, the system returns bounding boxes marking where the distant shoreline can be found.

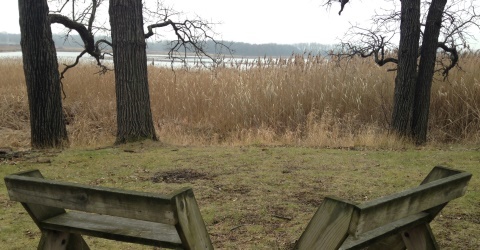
[0,45,277,59]
[0,45,222,57]
[0,33,337,57]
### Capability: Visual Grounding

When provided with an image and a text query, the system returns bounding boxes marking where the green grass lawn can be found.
[1,142,478,249]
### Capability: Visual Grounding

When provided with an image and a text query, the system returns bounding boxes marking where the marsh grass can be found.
[0,53,479,148]
[1,55,479,249]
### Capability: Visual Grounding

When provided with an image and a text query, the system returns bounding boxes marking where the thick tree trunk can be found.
[391,0,421,137]
[18,0,68,148]
[412,0,447,144]
[109,0,157,144]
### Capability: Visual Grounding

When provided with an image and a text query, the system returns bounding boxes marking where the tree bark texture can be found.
[109,0,157,144]
[412,0,447,144]
[18,0,68,148]
[391,0,421,136]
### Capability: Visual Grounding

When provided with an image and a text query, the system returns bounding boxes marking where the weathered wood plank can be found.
[339,212,430,250]
[7,170,66,226]
[6,170,91,249]
[4,174,177,225]
[5,170,213,249]
[366,234,405,250]
[41,212,183,249]
[402,223,439,250]
[420,166,465,220]
[38,230,90,250]
[295,197,356,250]
[38,230,71,250]
[64,233,91,250]
[421,166,463,185]
[349,171,471,236]
[173,188,214,250]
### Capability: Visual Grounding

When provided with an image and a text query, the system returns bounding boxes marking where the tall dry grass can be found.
[0,59,29,148]
[1,53,479,148]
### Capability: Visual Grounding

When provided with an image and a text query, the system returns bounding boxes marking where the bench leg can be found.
[401,223,439,250]
[38,230,90,250]
[367,234,406,250]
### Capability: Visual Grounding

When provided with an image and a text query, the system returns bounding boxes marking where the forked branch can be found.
[437,42,459,79]
[323,0,350,15]
[48,13,111,81]
[331,26,398,69]
[144,17,232,67]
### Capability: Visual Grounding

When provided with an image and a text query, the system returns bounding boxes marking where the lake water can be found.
[0,51,257,69]
[0,51,80,58]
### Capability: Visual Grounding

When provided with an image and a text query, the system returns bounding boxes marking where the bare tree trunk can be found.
[109,0,157,144]
[412,0,448,144]
[18,0,68,148]
[391,0,421,137]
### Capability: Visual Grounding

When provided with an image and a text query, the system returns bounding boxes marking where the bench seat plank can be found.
[295,166,472,250]
[41,212,182,248]
[350,171,471,236]
[5,174,177,225]
[339,212,430,250]
[4,170,213,249]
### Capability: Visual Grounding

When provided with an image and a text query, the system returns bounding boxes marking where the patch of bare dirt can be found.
[0,147,61,165]
[151,169,209,183]
[213,184,251,195]
[291,191,323,207]
[0,147,23,160]
[442,212,480,224]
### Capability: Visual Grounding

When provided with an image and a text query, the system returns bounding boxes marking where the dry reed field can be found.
[1,55,480,249]
[1,53,480,148]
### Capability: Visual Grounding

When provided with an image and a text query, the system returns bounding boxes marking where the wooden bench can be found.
[4,169,213,250]
[294,166,472,250]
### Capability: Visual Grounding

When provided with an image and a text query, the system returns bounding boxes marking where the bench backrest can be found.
[4,169,213,249]
[295,166,472,250]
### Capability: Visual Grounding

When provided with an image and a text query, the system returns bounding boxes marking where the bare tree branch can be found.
[323,0,350,15]
[48,9,112,87]
[58,49,86,99]
[87,0,98,32]
[142,3,233,68]
[49,0,70,13]
[145,20,172,38]
[50,0,232,73]
[339,0,350,15]
[49,14,95,53]
[328,0,479,78]
[331,25,398,69]
[441,0,480,49]
[437,42,459,78]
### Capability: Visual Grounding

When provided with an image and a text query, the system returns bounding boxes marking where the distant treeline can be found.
[0,32,335,57]
[198,41,336,57]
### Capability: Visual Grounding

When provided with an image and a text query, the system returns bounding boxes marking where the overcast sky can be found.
[0,0,396,45]
[165,0,394,44]
[1,0,477,47]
